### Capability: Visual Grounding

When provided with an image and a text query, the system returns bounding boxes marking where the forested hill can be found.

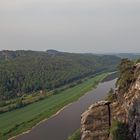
[108,53,140,59]
[0,50,120,100]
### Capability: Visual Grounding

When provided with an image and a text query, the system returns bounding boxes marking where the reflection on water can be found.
[14,77,117,140]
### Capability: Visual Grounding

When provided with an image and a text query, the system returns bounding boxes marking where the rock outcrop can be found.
[81,63,140,140]
[81,101,111,140]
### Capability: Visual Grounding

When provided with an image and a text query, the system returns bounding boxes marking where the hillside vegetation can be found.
[0,50,120,100]
[0,73,108,140]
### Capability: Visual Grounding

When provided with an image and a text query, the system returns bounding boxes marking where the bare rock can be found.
[81,101,110,140]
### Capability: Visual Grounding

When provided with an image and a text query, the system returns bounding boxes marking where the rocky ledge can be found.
[81,101,111,140]
[81,62,140,140]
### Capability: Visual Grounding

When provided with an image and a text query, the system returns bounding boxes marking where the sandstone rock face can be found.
[81,63,140,140]
[127,78,140,140]
[128,97,140,140]
[81,101,111,140]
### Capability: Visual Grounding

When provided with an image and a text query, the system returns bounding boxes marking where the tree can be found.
[116,59,135,92]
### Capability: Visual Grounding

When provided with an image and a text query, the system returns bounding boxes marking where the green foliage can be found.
[116,59,135,92]
[0,50,120,100]
[67,129,81,140]
[106,88,115,102]
[0,73,107,140]
[0,92,49,114]
[136,58,140,63]
[110,120,131,140]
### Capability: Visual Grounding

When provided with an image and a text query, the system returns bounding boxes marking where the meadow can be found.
[0,73,108,140]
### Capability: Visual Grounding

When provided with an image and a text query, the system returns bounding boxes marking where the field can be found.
[0,73,109,140]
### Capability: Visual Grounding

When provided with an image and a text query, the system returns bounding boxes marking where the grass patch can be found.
[67,129,81,140]
[0,73,109,140]
[110,120,131,140]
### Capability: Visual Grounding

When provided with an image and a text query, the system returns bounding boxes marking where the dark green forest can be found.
[0,50,120,100]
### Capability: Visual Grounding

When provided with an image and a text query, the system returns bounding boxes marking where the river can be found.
[13,76,116,140]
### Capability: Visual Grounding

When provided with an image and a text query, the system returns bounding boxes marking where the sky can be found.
[0,0,140,53]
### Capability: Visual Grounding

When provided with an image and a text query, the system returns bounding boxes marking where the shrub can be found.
[116,59,135,92]
[106,88,115,102]
[110,120,131,140]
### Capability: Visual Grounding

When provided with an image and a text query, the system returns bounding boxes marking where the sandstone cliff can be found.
[81,101,111,140]
[81,62,140,140]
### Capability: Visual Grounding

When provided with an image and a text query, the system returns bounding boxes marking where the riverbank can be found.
[67,129,81,140]
[0,73,109,140]
[67,72,118,140]
[10,74,117,140]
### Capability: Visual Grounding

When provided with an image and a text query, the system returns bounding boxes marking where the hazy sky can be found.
[0,0,140,53]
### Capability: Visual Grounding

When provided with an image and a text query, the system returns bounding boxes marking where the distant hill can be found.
[46,49,63,55]
[109,53,140,59]
[0,50,120,100]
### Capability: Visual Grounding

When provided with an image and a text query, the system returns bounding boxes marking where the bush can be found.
[110,120,131,140]
[106,88,116,102]
[116,59,135,92]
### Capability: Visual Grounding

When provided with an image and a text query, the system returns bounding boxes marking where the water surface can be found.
[14,76,116,140]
